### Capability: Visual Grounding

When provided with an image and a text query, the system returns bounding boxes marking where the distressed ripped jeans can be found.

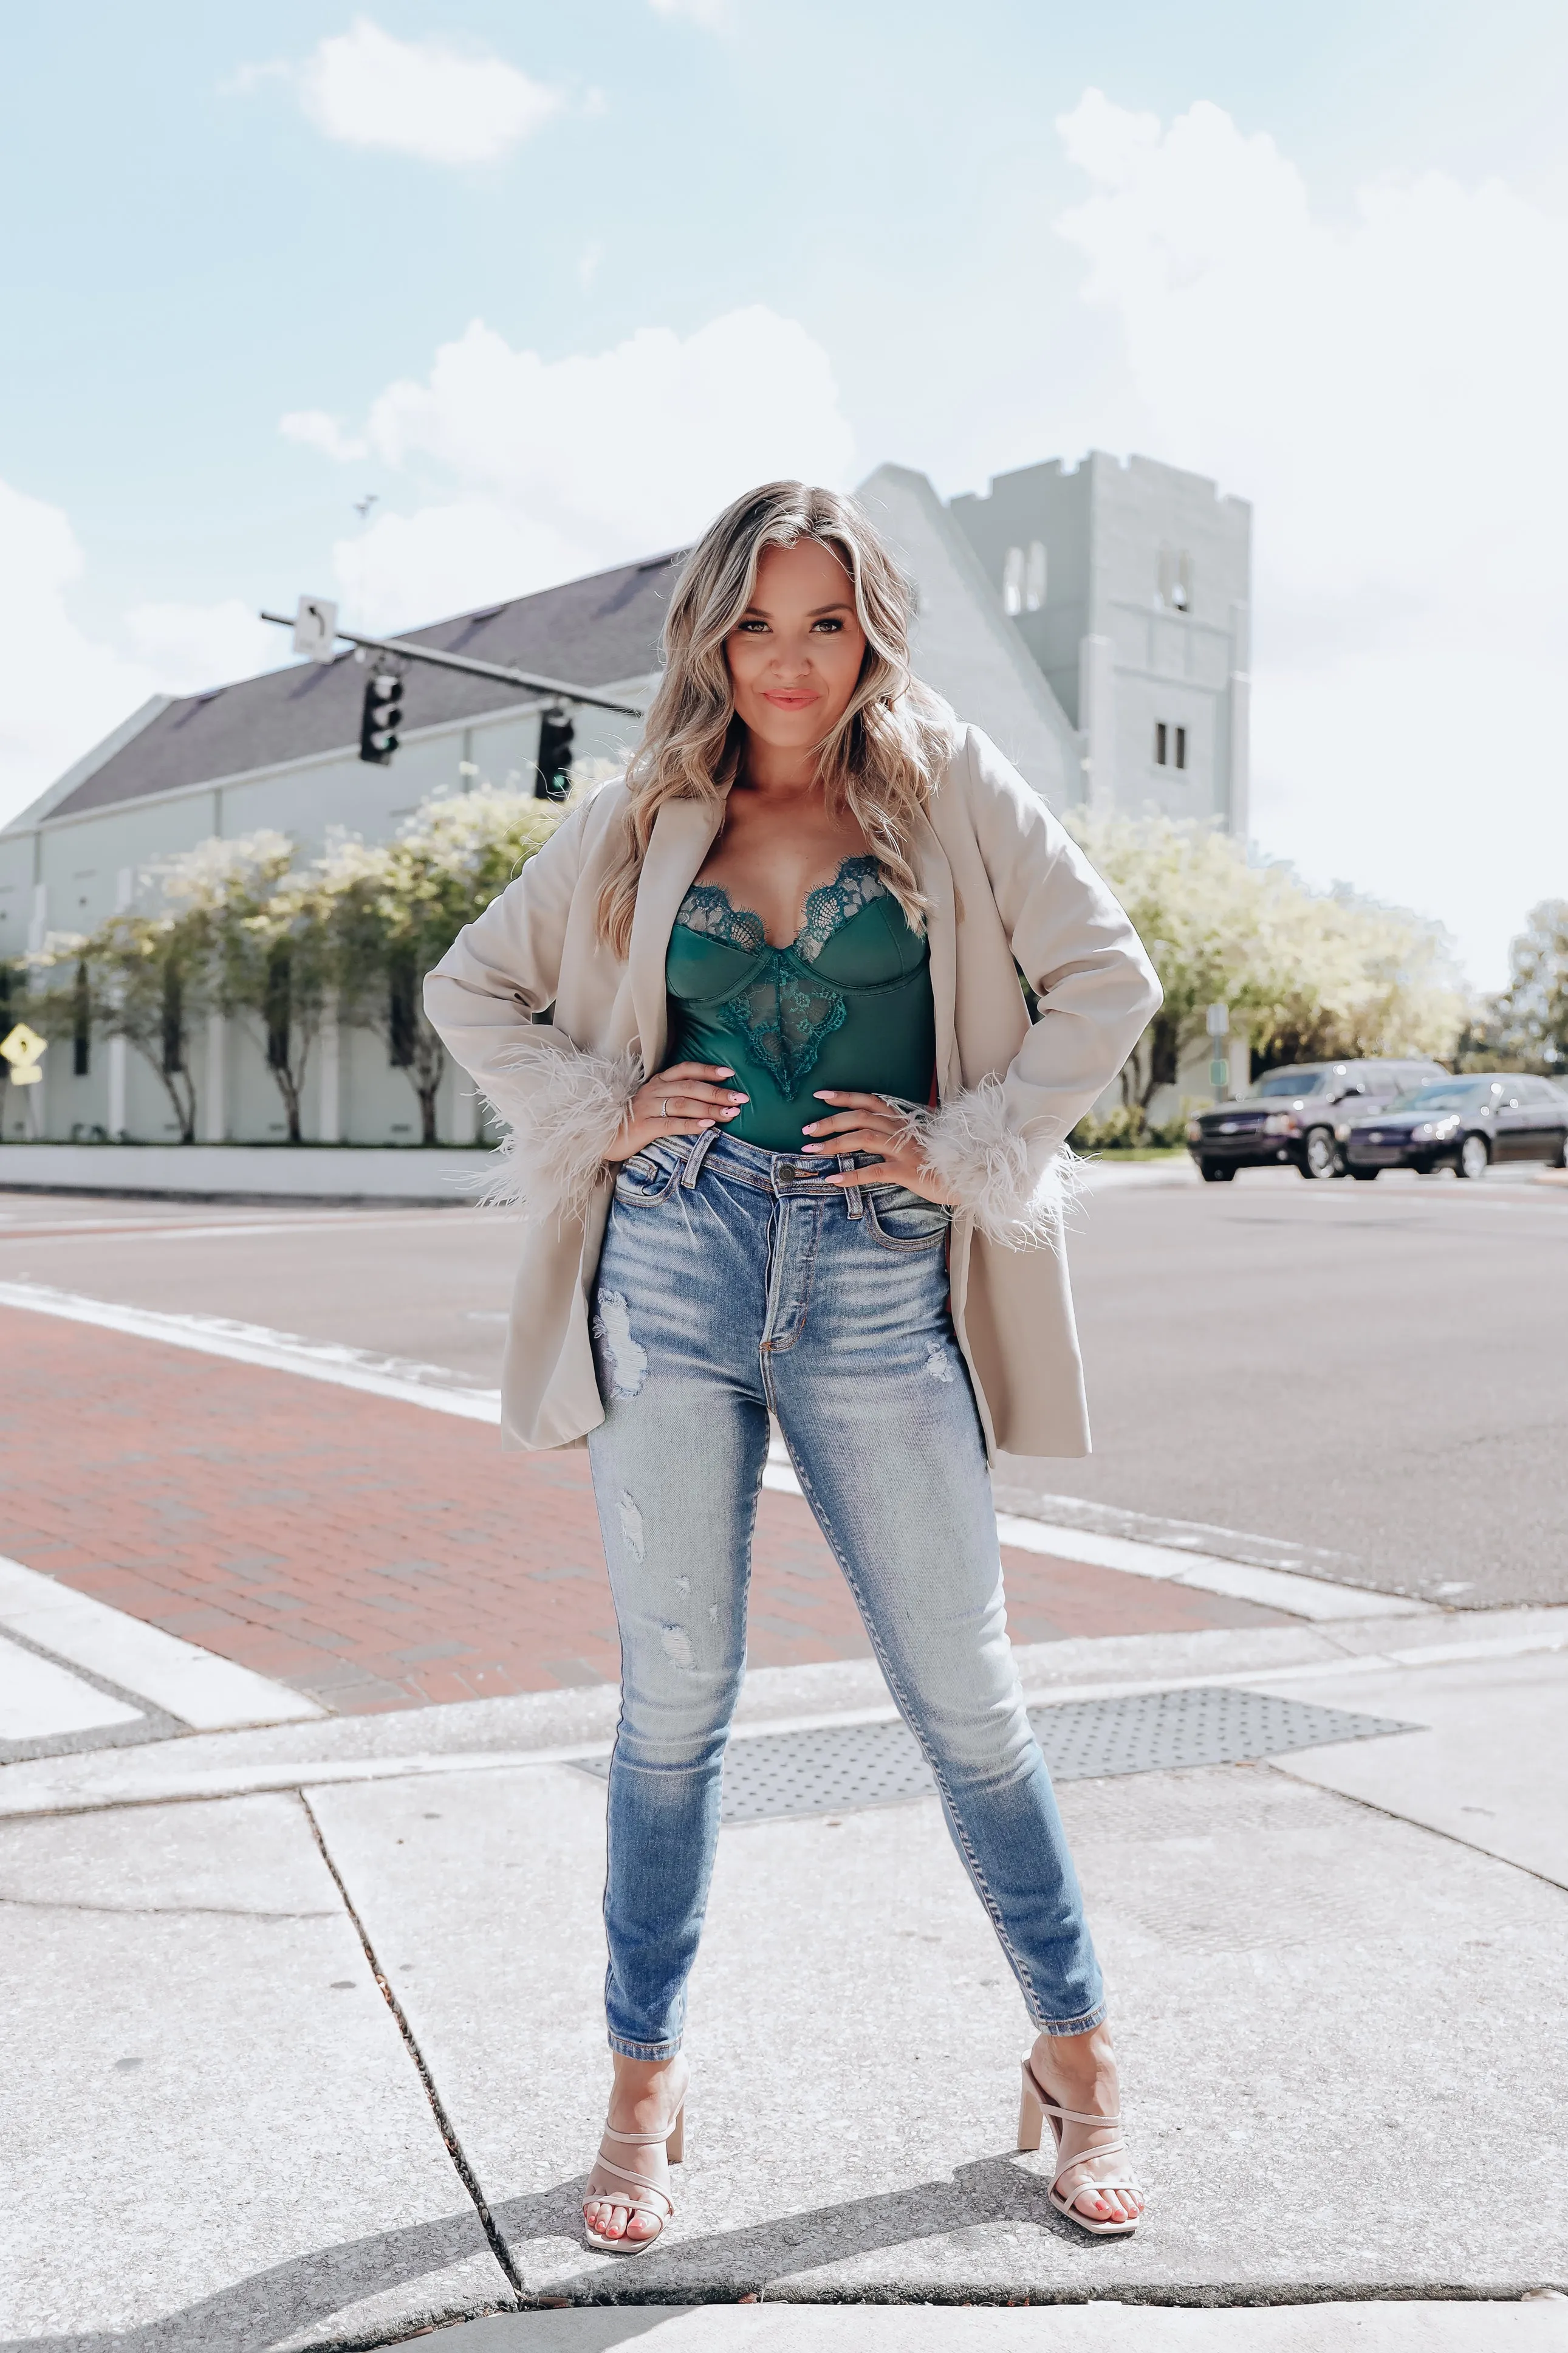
[586,1126,1106,2059]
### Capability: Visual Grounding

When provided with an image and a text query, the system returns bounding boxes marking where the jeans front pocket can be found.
[864,1185,953,1251]
[612,1147,683,1206]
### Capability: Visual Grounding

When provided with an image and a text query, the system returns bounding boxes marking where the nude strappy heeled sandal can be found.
[581,2102,685,2255]
[1017,2052,1142,2237]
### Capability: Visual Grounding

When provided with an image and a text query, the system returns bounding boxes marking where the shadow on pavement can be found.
[2,2154,1107,2352]
[492,2149,1108,2300]
[0,2204,499,2353]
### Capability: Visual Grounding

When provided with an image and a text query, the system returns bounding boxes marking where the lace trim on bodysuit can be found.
[677,854,885,964]
[792,856,887,964]
[674,855,888,1096]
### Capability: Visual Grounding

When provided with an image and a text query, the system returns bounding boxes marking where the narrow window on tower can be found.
[388,954,417,1068]
[1024,541,1047,611]
[1154,722,1168,766]
[161,968,184,1077]
[1157,548,1194,611]
[72,959,90,1076]
[1001,547,1025,616]
[1175,726,1187,771]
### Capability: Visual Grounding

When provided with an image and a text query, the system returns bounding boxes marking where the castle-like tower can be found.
[948,452,1252,835]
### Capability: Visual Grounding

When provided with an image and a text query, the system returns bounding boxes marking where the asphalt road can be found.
[2,1164,1563,1609]
[1031,1164,1566,1607]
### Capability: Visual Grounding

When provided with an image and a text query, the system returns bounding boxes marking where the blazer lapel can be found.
[911,809,959,1096]
[627,796,725,1073]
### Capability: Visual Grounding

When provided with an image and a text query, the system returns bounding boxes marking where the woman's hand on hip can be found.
[801,1091,960,1204]
[609,1063,749,1163]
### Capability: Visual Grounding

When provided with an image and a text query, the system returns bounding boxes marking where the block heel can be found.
[1018,2053,1142,2238]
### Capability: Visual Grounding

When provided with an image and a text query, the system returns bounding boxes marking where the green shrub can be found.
[1070,1104,1146,1152]
[1069,1101,1194,1153]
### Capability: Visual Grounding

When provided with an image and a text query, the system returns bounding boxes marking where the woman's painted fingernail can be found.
[715,1067,734,1077]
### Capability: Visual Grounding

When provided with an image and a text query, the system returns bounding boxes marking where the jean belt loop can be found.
[680,1125,721,1189]
[840,1154,864,1217]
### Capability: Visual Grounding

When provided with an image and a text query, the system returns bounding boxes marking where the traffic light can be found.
[535,707,575,800]
[360,670,403,765]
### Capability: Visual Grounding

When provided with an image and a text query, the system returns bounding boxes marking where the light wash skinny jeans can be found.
[586,1126,1106,2059]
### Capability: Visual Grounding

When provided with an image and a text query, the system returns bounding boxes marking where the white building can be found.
[945,452,1251,834]
[1,452,1250,1146]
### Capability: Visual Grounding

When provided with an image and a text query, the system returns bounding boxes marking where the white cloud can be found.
[0,483,155,828]
[332,503,591,636]
[279,408,369,462]
[122,600,279,694]
[1055,91,1568,985]
[649,0,736,26]
[0,481,288,832]
[219,60,290,96]
[295,17,563,166]
[309,305,854,633]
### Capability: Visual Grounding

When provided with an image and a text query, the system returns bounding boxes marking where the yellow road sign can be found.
[1,1021,46,1086]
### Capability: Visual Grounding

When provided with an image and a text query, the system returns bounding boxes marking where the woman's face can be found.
[724,537,868,757]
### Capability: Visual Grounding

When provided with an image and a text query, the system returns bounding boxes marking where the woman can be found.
[425,482,1161,2253]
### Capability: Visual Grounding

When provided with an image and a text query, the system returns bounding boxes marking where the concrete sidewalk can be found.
[426,2304,1568,2349]
[0,1141,487,1203]
[2,1607,1564,2348]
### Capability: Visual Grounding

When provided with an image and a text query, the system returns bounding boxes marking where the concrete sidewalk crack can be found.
[297,1790,523,2302]
[0,1890,336,1917]
[1267,1765,1568,1895]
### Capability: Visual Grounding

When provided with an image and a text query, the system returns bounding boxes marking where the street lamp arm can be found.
[258,612,648,720]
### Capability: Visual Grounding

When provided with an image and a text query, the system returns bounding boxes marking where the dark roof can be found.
[47,552,680,822]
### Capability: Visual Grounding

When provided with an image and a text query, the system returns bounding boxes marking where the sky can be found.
[4,0,1567,988]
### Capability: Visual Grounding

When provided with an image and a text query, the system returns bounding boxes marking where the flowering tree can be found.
[32,833,334,1144]
[27,909,208,1142]
[318,786,565,1144]
[1457,901,1568,1074]
[1067,813,1465,1105]
[156,832,330,1144]
[24,789,566,1148]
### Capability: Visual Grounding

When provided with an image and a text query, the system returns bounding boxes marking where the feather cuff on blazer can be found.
[477,1043,644,1221]
[891,1077,1077,1248]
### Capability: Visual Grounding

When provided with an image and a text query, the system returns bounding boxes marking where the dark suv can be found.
[1185,1059,1450,1183]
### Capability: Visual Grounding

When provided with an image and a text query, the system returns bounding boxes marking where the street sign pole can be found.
[1,1020,47,1139]
[1206,1001,1230,1104]
[261,608,645,720]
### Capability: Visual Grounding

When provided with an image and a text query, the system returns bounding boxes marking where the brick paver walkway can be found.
[1,1307,1289,1714]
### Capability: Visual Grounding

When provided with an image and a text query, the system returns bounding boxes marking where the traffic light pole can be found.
[258,611,646,719]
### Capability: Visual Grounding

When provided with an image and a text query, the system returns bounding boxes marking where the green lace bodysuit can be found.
[663,854,936,1152]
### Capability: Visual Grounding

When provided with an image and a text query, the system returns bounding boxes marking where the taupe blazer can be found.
[423,724,1161,1460]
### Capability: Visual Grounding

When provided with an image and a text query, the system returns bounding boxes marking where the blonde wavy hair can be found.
[596,481,955,956]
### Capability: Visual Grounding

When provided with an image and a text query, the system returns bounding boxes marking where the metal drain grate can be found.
[1024,1686,1414,1782]
[573,1686,1416,1825]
